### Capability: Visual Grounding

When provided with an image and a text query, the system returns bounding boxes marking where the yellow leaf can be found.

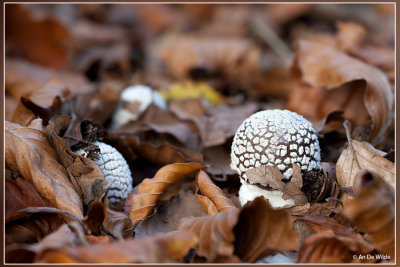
[160,81,227,106]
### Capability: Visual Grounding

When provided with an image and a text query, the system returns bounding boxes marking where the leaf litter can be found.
[4,3,395,264]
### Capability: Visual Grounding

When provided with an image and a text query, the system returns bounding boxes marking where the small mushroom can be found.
[230,109,321,208]
[109,85,167,131]
[74,141,133,208]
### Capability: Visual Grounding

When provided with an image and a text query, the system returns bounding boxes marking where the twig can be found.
[250,14,294,67]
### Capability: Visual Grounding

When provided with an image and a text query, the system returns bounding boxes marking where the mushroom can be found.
[109,85,167,131]
[74,141,133,208]
[230,109,321,208]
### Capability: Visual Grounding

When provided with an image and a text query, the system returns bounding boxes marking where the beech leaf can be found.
[292,40,393,144]
[195,170,237,214]
[297,233,375,263]
[179,197,299,262]
[336,139,394,190]
[129,162,204,228]
[45,116,108,208]
[35,231,197,263]
[342,170,394,259]
[5,120,83,220]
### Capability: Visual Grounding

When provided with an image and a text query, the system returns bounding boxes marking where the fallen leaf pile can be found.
[5,3,395,264]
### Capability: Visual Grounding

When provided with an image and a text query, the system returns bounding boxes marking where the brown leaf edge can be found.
[342,170,394,259]
[179,197,299,262]
[129,162,205,228]
[195,170,237,214]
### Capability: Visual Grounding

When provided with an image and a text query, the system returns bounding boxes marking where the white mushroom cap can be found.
[231,109,321,181]
[74,141,133,206]
[120,85,167,111]
[231,109,321,208]
[109,85,167,131]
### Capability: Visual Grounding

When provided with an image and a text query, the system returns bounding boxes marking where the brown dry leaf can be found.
[45,116,108,208]
[136,4,179,33]
[336,21,394,82]
[86,235,112,245]
[154,36,261,87]
[71,89,120,126]
[300,214,359,237]
[102,208,134,240]
[203,102,259,147]
[290,40,393,145]
[246,165,308,205]
[336,21,367,52]
[233,197,299,262]
[311,163,340,203]
[135,186,207,237]
[336,139,394,190]
[5,120,83,220]
[169,98,206,138]
[35,231,197,263]
[252,67,294,99]
[71,19,126,47]
[342,170,394,259]
[72,41,132,75]
[116,134,203,167]
[83,201,133,239]
[129,162,204,228]
[5,4,71,69]
[6,178,52,219]
[5,224,79,263]
[5,59,93,100]
[297,233,376,263]
[287,198,341,217]
[5,178,64,245]
[196,195,219,215]
[313,110,345,133]
[265,4,310,26]
[179,197,299,263]
[6,213,63,247]
[118,104,201,150]
[195,5,250,38]
[5,95,18,121]
[179,206,238,261]
[11,79,72,126]
[203,145,239,179]
[196,170,238,214]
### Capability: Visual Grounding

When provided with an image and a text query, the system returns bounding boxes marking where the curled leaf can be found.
[179,197,299,262]
[129,162,204,228]
[336,139,394,190]
[195,170,237,214]
[35,231,197,263]
[12,79,71,126]
[179,206,239,261]
[297,233,375,263]
[196,195,219,215]
[45,116,108,209]
[6,224,79,263]
[291,40,393,144]
[5,120,83,220]
[342,170,394,259]
[5,178,64,244]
